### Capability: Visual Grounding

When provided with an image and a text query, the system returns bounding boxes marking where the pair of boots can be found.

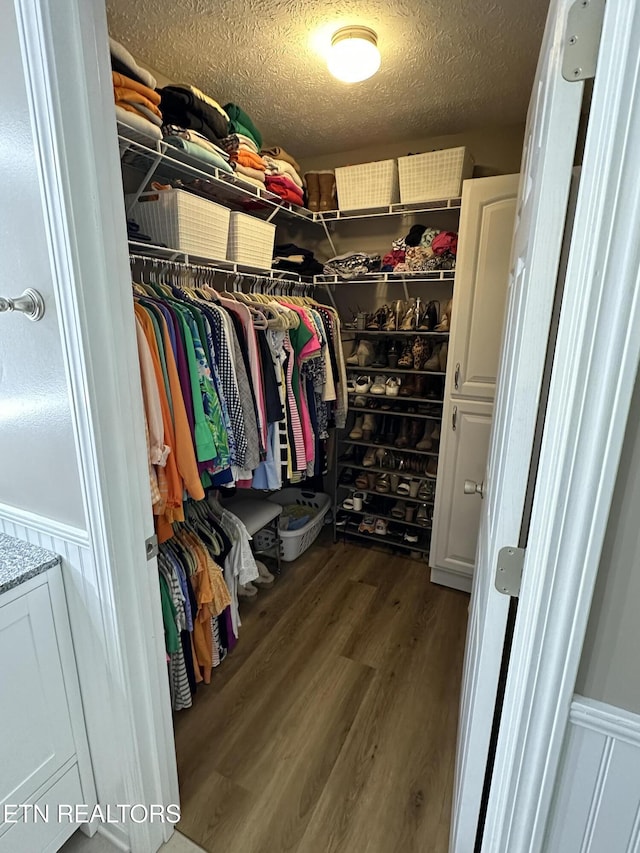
[305,171,337,212]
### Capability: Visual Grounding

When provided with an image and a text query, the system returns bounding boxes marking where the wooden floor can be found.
[174,533,470,853]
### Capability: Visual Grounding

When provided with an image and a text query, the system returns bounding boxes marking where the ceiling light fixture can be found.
[327,26,381,84]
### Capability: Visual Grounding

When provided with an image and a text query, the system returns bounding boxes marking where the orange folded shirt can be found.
[112,71,161,105]
[236,149,266,171]
[114,86,162,118]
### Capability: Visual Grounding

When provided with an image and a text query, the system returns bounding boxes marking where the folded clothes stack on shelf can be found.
[382,224,458,273]
[323,252,382,280]
[272,244,324,276]
[110,38,162,139]
[262,150,306,206]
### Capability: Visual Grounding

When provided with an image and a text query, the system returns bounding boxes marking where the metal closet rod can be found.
[128,253,318,296]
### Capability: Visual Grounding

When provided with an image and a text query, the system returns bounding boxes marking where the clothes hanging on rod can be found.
[131,256,348,543]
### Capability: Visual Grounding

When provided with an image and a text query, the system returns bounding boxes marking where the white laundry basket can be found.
[226,211,276,269]
[126,188,230,259]
[253,489,331,562]
[398,147,475,203]
[335,159,399,210]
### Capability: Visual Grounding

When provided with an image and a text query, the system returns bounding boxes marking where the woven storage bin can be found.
[127,188,230,259]
[226,212,276,269]
[253,489,331,562]
[335,159,399,210]
[398,147,475,203]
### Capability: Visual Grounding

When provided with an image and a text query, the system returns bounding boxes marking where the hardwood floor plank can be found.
[175,542,469,853]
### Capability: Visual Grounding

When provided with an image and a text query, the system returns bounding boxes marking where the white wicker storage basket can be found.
[253,489,331,562]
[127,188,230,259]
[226,211,276,269]
[398,147,475,203]
[335,159,400,210]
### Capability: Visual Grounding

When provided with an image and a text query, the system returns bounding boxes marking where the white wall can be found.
[576,366,640,714]
[299,124,525,177]
[0,0,85,529]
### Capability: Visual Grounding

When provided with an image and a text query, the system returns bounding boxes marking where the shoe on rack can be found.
[384,417,399,445]
[355,472,370,489]
[362,446,377,467]
[375,473,391,493]
[416,420,434,451]
[426,457,438,479]
[370,375,387,395]
[339,467,355,485]
[408,420,422,449]
[409,478,421,498]
[438,341,448,372]
[374,518,389,536]
[396,477,412,496]
[346,378,357,393]
[355,375,373,393]
[391,500,405,519]
[435,299,452,332]
[403,529,419,543]
[385,376,402,397]
[354,395,367,408]
[405,503,417,522]
[335,511,349,530]
[412,337,428,370]
[399,376,416,398]
[362,413,377,441]
[418,300,440,331]
[349,415,364,440]
[372,340,388,368]
[416,504,430,526]
[387,340,400,368]
[431,422,441,444]
[358,515,376,534]
[424,344,441,372]
[395,419,410,448]
[413,375,427,398]
[356,340,376,367]
[398,342,414,368]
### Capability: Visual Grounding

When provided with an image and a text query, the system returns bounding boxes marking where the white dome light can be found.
[327,26,381,84]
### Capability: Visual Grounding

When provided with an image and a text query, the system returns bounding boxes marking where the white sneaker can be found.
[355,375,373,393]
[385,376,401,397]
[370,375,387,395]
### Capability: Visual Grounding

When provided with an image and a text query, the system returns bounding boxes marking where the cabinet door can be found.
[448,175,519,402]
[0,581,76,817]
[429,398,493,583]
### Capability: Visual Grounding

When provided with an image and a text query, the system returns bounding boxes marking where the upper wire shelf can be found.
[117,121,315,223]
[313,199,462,222]
[128,241,311,284]
[314,270,455,285]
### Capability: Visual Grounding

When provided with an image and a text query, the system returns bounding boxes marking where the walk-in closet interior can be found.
[0,1,554,851]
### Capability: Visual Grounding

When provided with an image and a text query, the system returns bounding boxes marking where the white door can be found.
[450,0,585,850]
[430,399,493,588]
[449,175,520,402]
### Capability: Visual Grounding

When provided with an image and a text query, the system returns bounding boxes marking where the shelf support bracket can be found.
[319,216,338,257]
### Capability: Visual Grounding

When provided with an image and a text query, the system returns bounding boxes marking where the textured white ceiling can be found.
[106,0,548,158]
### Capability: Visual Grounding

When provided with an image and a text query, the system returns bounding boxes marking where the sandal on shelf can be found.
[418,300,440,331]
[374,518,389,536]
[375,473,391,493]
[391,501,405,519]
[400,304,417,330]
[396,477,412,496]
[342,497,355,510]
[355,473,370,489]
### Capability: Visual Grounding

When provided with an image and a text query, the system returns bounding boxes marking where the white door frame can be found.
[16,0,640,850]
[481,0,640,848]
[14,0,177,850]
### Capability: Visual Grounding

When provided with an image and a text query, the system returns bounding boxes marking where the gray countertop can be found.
[0,532,60,594]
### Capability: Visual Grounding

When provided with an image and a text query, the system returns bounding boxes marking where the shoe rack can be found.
[334,319,449,559]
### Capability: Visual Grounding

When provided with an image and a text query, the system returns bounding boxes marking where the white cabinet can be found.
[430,175,519,590]
[430,399,494,589]
[448,174,519,402]
[0,565,94,852]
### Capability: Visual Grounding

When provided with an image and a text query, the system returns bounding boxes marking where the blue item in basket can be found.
[282,514,310,531]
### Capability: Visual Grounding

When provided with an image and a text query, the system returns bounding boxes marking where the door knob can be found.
[464,479,485,498]
[0,288,45,321]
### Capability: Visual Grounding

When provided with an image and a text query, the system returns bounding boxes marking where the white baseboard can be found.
[544,695,640,851]
[430,566,472,593]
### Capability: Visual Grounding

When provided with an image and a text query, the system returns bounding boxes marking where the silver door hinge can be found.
[562,0,605,82]
[145,534,159,560]
[495,546,525,597]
